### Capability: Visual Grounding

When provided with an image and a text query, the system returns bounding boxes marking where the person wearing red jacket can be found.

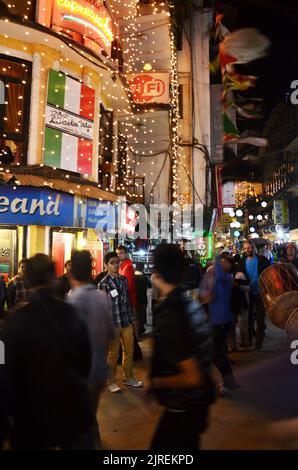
[116,246,137,309]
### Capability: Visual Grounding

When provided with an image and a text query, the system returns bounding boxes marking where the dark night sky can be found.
[221,0,298,131]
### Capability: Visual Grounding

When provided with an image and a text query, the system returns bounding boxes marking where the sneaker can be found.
[108,383,121,393]
[123,379,143,388]
[218,384,229,397]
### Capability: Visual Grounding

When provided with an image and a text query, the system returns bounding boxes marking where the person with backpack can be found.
[148,244,215,450]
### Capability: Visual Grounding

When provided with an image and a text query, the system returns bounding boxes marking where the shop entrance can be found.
[51,231,77,277]
[0,228,18,282]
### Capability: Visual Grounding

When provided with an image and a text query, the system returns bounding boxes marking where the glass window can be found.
[0,56,32,165]
[0,0,36,20]
[0,228,17,282]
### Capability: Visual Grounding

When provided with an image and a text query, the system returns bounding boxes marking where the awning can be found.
[0,172,119,203]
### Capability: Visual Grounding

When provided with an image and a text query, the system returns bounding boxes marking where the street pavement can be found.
[99,323,292,450]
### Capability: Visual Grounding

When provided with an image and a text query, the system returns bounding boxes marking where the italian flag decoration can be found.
[44,69,95,175]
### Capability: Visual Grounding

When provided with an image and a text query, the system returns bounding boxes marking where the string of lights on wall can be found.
[0,0,189,205]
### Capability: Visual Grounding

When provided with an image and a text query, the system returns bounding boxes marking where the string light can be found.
[0,0,189,206]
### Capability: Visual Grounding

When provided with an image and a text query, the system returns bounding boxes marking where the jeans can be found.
[212,324,236,387]
[248,294,265,347]
[108,324,135,382]
[151,406,208,450]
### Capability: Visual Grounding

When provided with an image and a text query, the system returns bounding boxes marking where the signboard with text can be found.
[37,0,114,55]
[86,241,103,277]
[43,69,95,175]
[127,73,170,104]
[0,186,74,227]
[215,165,236,208]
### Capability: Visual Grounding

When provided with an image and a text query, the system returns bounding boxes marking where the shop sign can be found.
[195,234,213,259]
[43,69,95,175]
[0,186,74,227]
[45,105,93,140]
[127,73,170,104]
[85,198,116,234]
[47,0,113,53]
[86,241,103,277]
[273,200,289,225]
[215,165,235,208]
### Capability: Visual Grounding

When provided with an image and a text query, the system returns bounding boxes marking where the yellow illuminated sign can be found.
[56,0,113,44]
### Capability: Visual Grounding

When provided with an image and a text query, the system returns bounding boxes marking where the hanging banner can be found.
[273,200,289,224]
[127,73,170,104]
[43,69,95,175]
[210,84,224,163]
[216,165,236,207]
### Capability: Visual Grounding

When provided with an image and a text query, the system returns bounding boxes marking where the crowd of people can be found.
[0,239,297,450]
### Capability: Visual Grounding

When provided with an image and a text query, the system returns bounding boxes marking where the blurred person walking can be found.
[68,251,114,448]
[4,254,94,449]
[199,254,237,396]
[148,244,215,450]
[55,259,72,300]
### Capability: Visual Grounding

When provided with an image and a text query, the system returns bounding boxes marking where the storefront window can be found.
[0,0,36,20]
[0,56,32,165]
[0,228,17,282]
[51,231,77,276]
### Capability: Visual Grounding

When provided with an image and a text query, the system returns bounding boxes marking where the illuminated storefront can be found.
[0,182,120,278]
[37,0,114,56]
[0,56,32,165]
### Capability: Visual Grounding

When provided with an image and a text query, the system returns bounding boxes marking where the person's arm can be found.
[6,281,16,309]
[124,263,137,308]
[151,357,202,390]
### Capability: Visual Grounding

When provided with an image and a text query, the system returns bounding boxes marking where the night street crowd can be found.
[0,240,297,450]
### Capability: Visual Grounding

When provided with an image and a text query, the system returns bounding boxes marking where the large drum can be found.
[259,263,298,329]
[285,307,298,341]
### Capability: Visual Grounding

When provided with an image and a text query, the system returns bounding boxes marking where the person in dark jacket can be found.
[179,240,201,294]
[239,240,270,349]
[0,329,9,449]
[55,259,72,300]
[199,254,237,396]
[0,275,7,319]
[149,244,215,450]
[134,262,151,337]
[4,254,94,450]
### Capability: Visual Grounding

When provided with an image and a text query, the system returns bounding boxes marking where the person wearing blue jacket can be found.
[203,253,237,397]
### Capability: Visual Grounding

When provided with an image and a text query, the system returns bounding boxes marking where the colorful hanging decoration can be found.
[213,15,270,147]
[219,28,270,72]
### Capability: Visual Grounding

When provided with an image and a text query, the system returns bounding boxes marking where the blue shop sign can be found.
[0,185,74,227]
[86,198,116,232]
